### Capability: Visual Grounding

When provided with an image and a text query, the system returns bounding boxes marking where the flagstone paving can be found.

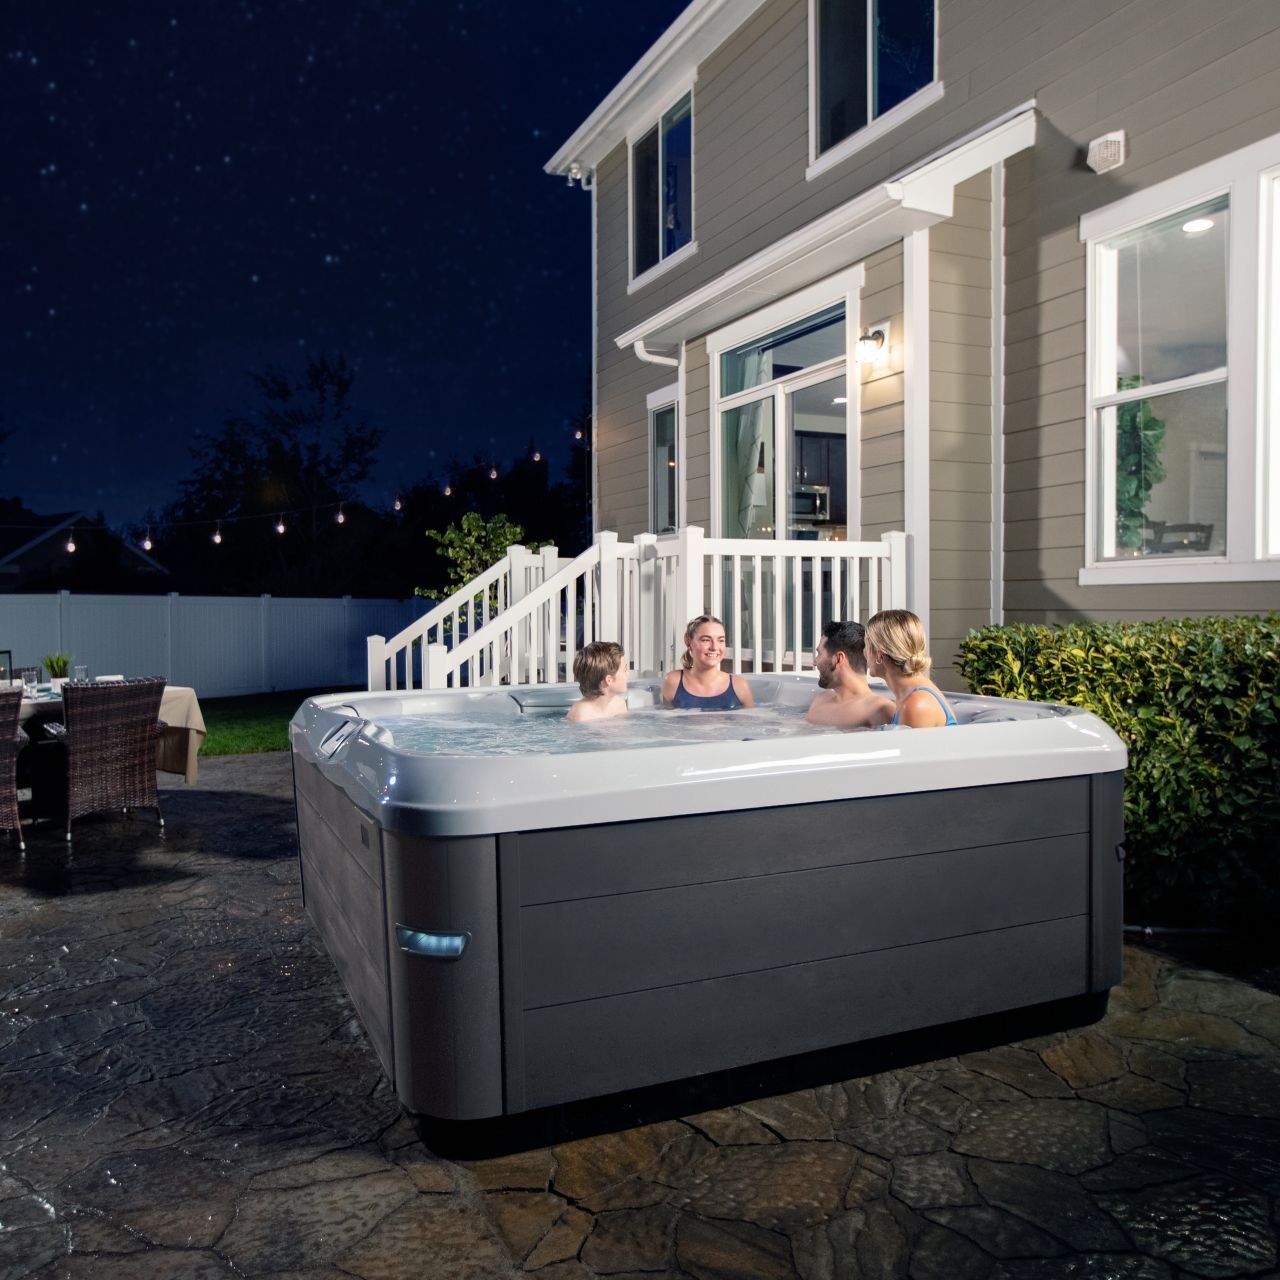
[2,754,1278,1279]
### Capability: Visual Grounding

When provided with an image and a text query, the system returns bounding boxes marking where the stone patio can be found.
[2,754,1278,1279]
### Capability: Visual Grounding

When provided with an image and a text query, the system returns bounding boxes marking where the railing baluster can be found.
[731,554,742,674]
[750,555,762,673]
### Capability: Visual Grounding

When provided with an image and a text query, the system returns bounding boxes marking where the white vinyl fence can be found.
[1,592,429,698]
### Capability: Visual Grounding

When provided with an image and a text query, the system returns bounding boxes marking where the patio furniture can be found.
[0,688,26,852]
[50,678,167,842]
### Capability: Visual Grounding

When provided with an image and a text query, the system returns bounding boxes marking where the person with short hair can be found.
[566,641,630,722]
[661,614,755,710]
[864,609,957,728]
[805,620,895,729]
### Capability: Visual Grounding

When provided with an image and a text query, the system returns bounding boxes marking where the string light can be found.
[142,528,153,551]
[574,429,584,440]
[65,529,77,553]
[488,467,498,480]
[443,484,452,496]
[335,506,345,524]
[393,496,402,511]
[532,451,542,462]
[275,515,286,534]
[212,523,223,545]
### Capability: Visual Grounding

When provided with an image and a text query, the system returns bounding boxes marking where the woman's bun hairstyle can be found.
[865,609,932,675]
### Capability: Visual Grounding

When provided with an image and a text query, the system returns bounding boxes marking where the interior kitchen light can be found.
[1182,217,1215,235]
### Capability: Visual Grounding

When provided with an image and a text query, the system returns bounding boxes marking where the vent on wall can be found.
[1086,131,1127,175]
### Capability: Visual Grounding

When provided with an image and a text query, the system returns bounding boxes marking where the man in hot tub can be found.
[805,620,895,729]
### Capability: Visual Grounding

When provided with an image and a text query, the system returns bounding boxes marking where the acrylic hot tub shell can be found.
[290,676,1127,1120]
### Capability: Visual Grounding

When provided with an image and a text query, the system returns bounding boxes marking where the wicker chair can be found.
[0,688,26,852]
[51,678,167,842]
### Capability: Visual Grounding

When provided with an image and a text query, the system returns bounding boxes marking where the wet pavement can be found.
[2,753,1279,1279]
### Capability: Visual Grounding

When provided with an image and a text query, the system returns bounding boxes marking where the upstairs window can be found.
[813,0,938,165]
[632,92,693,281]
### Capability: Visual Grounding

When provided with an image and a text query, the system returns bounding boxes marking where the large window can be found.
[631,92,693,282]
[811,0,938,172]
[1081,132,1280,582]
[708,267,864,545]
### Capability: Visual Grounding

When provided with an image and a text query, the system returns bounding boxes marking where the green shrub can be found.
[956,615,1280,923]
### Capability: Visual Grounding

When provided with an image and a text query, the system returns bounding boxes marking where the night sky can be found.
[2,1,690,525]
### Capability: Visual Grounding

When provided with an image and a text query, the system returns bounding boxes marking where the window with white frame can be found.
[1081,132,1280,581]
[812,0,937,162]
[648,393,679,534]
[632,92,692,281]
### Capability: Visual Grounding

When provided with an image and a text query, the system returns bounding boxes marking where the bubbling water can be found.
[371,704,854,757]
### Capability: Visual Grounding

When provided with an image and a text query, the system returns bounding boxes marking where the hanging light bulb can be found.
[142,528,153,551]
[212,523,223,545]
[335,506,346,524]
[393,496,402,511]
[574,429,584,440]
[275,515,286,534]
[532,451,542,462]
[65,528,77,553]
[488,467,498,480]
[443,484,452,496]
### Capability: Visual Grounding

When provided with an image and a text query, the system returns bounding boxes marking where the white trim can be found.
[624,72,697,147]
[546,0,767,176]
[628,239,699,294]
[706,264,865,354]
[903,228,930,634]
[1079,125,1280,583]
[616,106,1037,352]
[1264,169,1280,557]
[678,341,689,529]
[1079,560,1280,585]
[990,161,1005,626]
[806,82,946,183]
[646,383,681,535]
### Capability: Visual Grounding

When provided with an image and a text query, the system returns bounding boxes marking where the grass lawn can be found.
[201,686,351,756]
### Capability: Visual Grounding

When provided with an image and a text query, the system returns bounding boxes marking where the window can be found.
[707,266,864,545]
[648,394,679,534]
[1080,131,1280,582]
[810,0,939,175]
[631,92,693,282]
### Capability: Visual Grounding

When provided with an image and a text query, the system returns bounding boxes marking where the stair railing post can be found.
[367,635,386,691]
[595,530,619,647]
[882,530,908,610]
[423,642,448,690]
[673,525,705,669]
[540,543,560,681]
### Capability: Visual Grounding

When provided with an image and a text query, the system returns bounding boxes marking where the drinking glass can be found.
[22,668,40,695]
[73,665,88,682]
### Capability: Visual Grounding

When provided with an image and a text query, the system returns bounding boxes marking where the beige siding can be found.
[930,173,992,688]
[858,243,905,560]
[684,339,711,527]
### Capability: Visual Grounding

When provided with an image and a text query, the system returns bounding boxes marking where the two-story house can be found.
[547,0,1280,685]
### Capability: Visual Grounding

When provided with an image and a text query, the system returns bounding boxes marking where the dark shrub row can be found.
[956,615,1280,922]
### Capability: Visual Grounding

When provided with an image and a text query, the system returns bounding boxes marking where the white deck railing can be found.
[367,526,908,690]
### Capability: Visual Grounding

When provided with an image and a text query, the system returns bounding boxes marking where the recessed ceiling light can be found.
[1182,217,1215,235]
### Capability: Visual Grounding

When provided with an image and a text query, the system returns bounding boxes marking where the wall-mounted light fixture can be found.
[855,319,891,364]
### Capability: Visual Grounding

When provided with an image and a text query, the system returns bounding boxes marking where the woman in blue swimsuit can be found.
[865,609,957,728]
[661,614,755,710]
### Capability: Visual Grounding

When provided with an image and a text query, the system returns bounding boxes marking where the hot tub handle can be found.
[395,925,470,959]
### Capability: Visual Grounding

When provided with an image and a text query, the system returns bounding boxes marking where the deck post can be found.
[595,530,619,646]
[882,530,908,609]
[673,525,705,648]
[540,544,560,681]
[634,533,658,674]
[423,642,448,690]
[367,635,386,691]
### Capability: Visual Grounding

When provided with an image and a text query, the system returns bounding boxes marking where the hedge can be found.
[956,614,1280,922]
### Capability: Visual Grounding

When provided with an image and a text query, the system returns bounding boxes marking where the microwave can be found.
[791,484,831,522]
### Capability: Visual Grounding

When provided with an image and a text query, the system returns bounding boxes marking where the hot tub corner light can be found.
[395,926,469,959]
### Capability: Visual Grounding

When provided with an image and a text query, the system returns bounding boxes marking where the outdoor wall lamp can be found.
[855,328,886,363]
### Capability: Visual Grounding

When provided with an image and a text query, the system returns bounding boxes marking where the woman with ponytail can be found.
[864,609,956,728]
[661,615,755,710]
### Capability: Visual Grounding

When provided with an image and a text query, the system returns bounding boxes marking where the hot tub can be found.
[290,676,1126,1120]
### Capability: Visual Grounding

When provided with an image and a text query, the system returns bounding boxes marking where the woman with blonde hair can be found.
[864,609,956,728]
[661,615,755,710]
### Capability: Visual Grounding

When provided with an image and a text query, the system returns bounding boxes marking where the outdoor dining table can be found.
[17,684,207,784]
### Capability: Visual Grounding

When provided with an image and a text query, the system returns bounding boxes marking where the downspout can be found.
[633,340,680,368]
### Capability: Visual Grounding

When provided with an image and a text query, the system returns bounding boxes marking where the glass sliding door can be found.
[650,403,678,534]
[786,373,848,542]
[720,397,776,538]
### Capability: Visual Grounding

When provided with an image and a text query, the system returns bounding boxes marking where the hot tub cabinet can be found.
[291,679,1126,1120]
